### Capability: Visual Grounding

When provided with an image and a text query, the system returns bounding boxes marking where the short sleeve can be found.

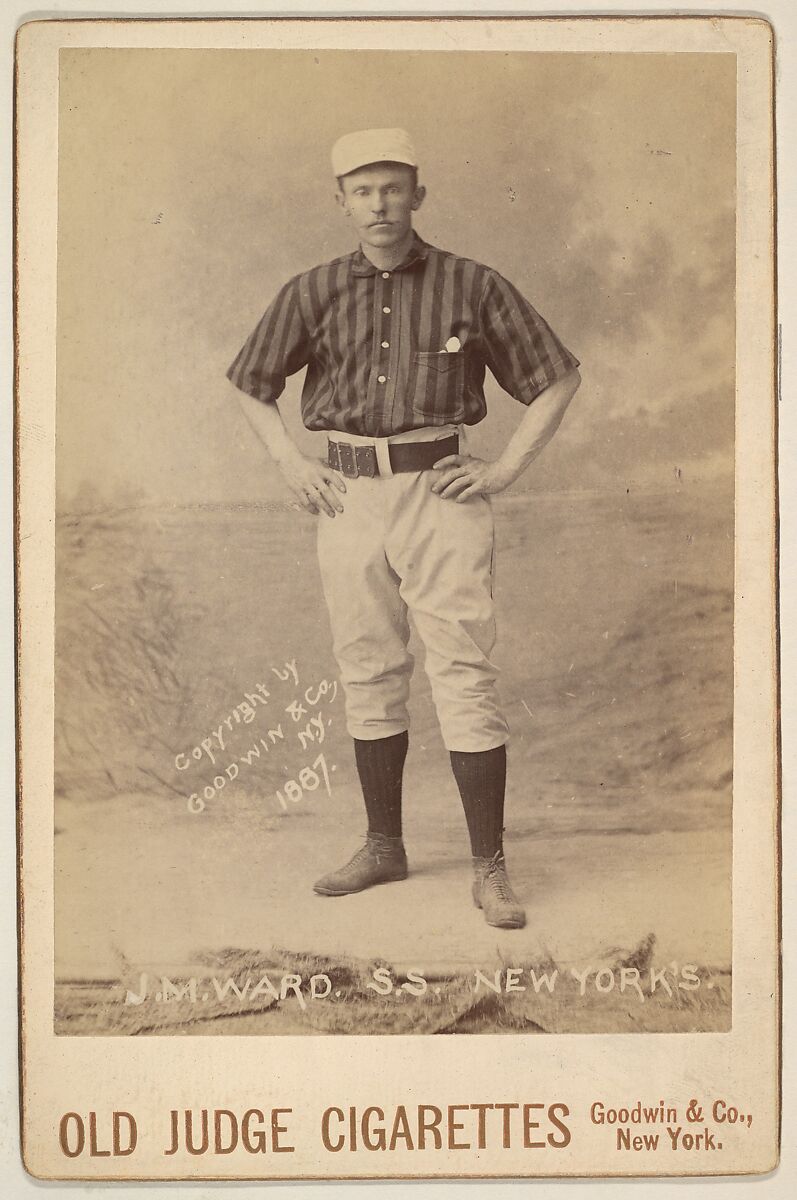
[226,275,311,405]
[478,272,580,405]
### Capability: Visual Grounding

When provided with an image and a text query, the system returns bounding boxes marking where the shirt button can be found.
[382,271,390,279]
[377,375,387,383]
[381,341,389,349]
[382,306,391,314]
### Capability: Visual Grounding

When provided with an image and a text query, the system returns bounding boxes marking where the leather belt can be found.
[327,434,459,478]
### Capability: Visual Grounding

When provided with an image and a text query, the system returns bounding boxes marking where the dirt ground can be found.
[53,480,734,1034]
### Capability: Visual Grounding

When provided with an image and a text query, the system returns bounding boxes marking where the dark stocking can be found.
[449,744,507,858]
[354,731,409,839]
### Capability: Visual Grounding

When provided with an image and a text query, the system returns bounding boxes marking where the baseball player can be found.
[227,129,581,929]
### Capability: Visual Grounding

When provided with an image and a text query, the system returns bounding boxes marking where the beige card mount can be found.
[15,15,778,1181]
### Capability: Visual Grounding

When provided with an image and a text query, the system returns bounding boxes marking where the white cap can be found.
[331,128,417,179]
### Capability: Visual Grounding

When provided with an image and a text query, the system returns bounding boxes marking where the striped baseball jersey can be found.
[227,232,579,438]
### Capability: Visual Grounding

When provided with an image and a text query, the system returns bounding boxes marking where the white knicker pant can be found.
[316,426,509,753]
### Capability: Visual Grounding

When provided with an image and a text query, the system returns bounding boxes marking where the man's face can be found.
[336,162,425,250]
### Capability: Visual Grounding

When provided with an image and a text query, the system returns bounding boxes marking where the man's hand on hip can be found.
[277,449,346,517]
[431,369,582,502]
[430,455,514,502]
[234,393,346,517]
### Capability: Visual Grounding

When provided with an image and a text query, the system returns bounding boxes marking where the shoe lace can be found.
[348,834,401,869]
[484,852,515,903]
[346,840,374,870]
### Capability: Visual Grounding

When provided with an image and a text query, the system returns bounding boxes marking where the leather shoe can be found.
[313,832,408,896]
[472,849,526,929]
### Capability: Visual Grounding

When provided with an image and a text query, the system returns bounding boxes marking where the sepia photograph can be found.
[14,12,779,1182]
[49,42,738,1038]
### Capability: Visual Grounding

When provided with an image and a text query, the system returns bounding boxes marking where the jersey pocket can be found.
[411,350,466,423]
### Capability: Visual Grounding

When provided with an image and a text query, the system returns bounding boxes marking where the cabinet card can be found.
[15,14,779,1180]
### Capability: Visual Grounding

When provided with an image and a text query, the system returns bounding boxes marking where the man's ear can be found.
[411,184,427,211]
[335,188,349,214]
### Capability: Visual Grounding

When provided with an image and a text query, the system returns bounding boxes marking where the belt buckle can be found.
[337,441,357,478]
[356,445,377,477]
